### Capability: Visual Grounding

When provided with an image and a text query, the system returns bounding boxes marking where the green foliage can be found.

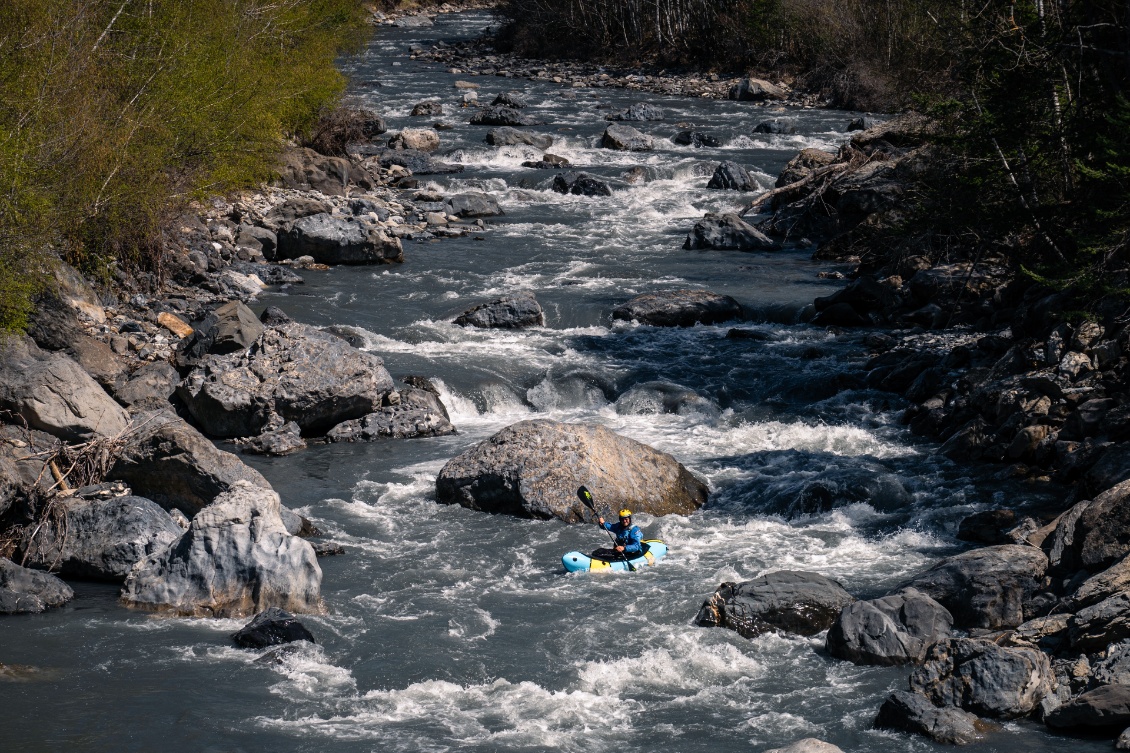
[0,0,369,332]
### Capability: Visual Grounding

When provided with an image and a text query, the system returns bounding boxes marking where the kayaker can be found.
[596,509,644,556]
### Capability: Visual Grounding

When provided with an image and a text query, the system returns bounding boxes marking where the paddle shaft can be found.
[577,487,635,571]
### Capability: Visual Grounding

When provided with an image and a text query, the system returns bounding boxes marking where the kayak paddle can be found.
[576,486,636,571]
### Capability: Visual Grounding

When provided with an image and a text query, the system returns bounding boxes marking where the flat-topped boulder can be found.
[601,123,654,151]
[696,571,854,638]
[453,292,545,329]
[612,290,742,327]
[446,192,502,218]
[0,558,73,615]
[728,77,788,101]
[121,481,323,618]
[435,419,707,521]
[275,213,402,265]
[684,213,777,251]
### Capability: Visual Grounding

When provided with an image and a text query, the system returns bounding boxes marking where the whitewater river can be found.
[1,12,1101,753]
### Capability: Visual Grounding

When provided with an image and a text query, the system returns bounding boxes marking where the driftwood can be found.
[739,162,853,217]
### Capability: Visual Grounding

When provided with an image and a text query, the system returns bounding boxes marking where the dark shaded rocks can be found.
[1045,684,1130,732]
[454,292,545,329]
[177,322,395,439]
[18,495,181,582]
[776,148,837,188]
[612,290,742,327]
[899,545,1048,629]
[1069,592,1130,652]
[601,124,654,151]
[874,690,985,745]
[410,101,443,117]
[469,106,544,127]
[847,117,880,132]
[111,361,180,411]
[275,213,403,266]
[957,509,1018,545]
[485,127,553,149]
[812,276,900,327]
[435,419,708,521]
[0,558,73,615]
[522,154,571,169]
[684,213,776,251]
[1066,554,1130,611]
[909,638,1054,719]
[232,607,316,649]
[121,481,323,618]
[825,588,953,666]
[1077,480,1130,570]
[376,148,465,175]
[491,91,527,108]
[787,469,913,516]
[326,402,455,442]
[175,300,263,368]
[706,161,757,191]
[552,171,613,197]
[672,131,721,148]
[446,192,502,218]
[614,382,719,418]
[728,77,787,101]
[754,119,795,134]
[606,103,663,121]
[260,306,291,327]
[695,571,854,638]
[0,337,128,442]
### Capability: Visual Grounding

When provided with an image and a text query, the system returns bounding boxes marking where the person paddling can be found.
[594,509,645,558]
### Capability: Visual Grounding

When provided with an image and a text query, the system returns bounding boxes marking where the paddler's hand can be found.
[598,517,605,525]
[615,545,625,552]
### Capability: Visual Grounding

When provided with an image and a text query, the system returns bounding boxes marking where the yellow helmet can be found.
[618,509,632,519]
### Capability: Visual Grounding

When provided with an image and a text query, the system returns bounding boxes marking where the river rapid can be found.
[0,12,1104,753]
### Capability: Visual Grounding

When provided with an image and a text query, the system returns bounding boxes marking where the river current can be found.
[1,12,1101,753]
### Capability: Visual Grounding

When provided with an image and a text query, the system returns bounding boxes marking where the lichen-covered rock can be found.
[683,213,777,251]
[453,292,545,329]
[0,558,73,615]
[326,403,455,441]
[612,290,742,327]
[695,571,854,638]
[121,481,323,618]
[435,419,707,521]
[826,588,953,666]
[909,638,1054,719]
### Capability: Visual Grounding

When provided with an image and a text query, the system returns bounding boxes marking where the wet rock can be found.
[485,127,553,149]
[112,361,180,411]
[376,148,465,175]
[175,300,264,368]
[695,571,854,638]
[909,638,1054,719]
[18,496,181,581]
[0,337,128,442]
[764,740,844,753]
[753,119,795,134]
[1070,591,1130,652]
[957,509,1018,545]
[0,558,73,615]
[683,213,776,251]
[121,481,323,618]
[826,588,953,666]
[522,154,571,169]
[728,77,787,101]
[109,410,273,517]
[1045,684,1130,733]
[874,690,985,745]
[435,419,707,521]
[790,470,913,515]
[388,127,440,153]
[326,403,455,441]
[469,105,544,127]
[600,124,654,151]
[276,213,402,266]
[706,161,757,191]
[231,607,316,649]
[612,290,742,327]
[614,382,719,418]
[241,421,307,456]
[847,117,880,132]
[672,131,721,148]
[490,92,527,108]
[446,192,502,218]
[409,101,443,117]
[606,103,663,121]
[453,292,545,329]
[178,321,395,439]
[899,545,1048,629]
[552,171,613,196]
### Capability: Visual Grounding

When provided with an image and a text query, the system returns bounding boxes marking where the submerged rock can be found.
[695,571,854,638]
[453,292,545,329]
[612,290,742,327]
[0,558,73,615]
[552,171,614,197]
[684,213,777,251]
[435,419,707,521]
[672,131,721,148]
[232,607,316,649]
[606,103,663,121]
[826,588,953,666]
[614,382,719,418]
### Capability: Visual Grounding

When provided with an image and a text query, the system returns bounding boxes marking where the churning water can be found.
[0,12,1097,753]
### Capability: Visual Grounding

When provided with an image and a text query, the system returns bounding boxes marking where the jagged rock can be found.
[696,571,854,638]
[435,419,707,521]
[1070,592,1130,652]
[776,148,837,187]
[1005,615,1071,652]
[899,545,1048,629]
[264,196,332,226]
[112,361,180,410]
[754,119,795,134]
[1066,553,1130,611]
[552,171,613,196]
[1045,684,1130,732]
[612,290,742,327]
[874,690,985,745]
[1047,498,1091,573]
[375,148,465,175]
[0,558,73,615]
[1077,480,1130,570]
[447,192,503,218]
[485,127,553,149]
[177,322,395,439]
[957,509,1018,545]
[109,411,273,516]
[276,147,367,196]
[683,213,776,251]
[388,127,440,152]
[606,103,663,121]
[259,306,291,327]
[825,588,953,666]
[326,403,455,441]
[241,422,307,456]
[672,131,721,148]
[175,300,264,368]
[601,124,654,151]
[706,161,757,191]
[453,292,545,329]
[910,638,1054,719]
[121,481,323,618]
[1092,640,1130,687]
[469,105,544,127]
[231,607,316,648]
[0,337,128,442]
[18,496,181,581]
[275,213,402,265]
[728,77,787,101]
[410,101,443,117]
[764,740,844,753]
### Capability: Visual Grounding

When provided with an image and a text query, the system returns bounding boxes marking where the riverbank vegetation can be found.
[0,0,369,332]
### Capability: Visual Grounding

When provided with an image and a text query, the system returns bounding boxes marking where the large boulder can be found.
[177,322,395,439]
[1077,480,1130,570]
[825,588,953,666]
[275,213,402,265]
[1066,553,1130,611]
[446,193,503,218]
[109,411,273,516]
[601,124,654,151]
[899,545,1049,629]
[375,149,464,176]
[1045,684,1130,732]
[469,106,544,127]
[612,290,742,327]
[111,361,180,411]
[326,402,455,442]
[175,300,264,368]
[707,161,757,191]
[874,690,985,745]
[490,92,527,108]
[695,571,854,638]
[728,77,787,101]
[683,213,777,251]
[121,481,323,618]
[231,607,316,648]
[909,638,1054,719]
[453,292,545,329]
[18,495,181,581]
[485,127,553,150]
[388,127,440,152]
[0,558,73,615]
[1069,591,1130,652]
[0,337,128,442]
[435,419,707,521]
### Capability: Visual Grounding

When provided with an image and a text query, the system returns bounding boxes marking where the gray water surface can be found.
[1,12,1092,753]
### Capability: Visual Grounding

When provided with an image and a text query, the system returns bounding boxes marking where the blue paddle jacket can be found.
[601,521,644,554]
